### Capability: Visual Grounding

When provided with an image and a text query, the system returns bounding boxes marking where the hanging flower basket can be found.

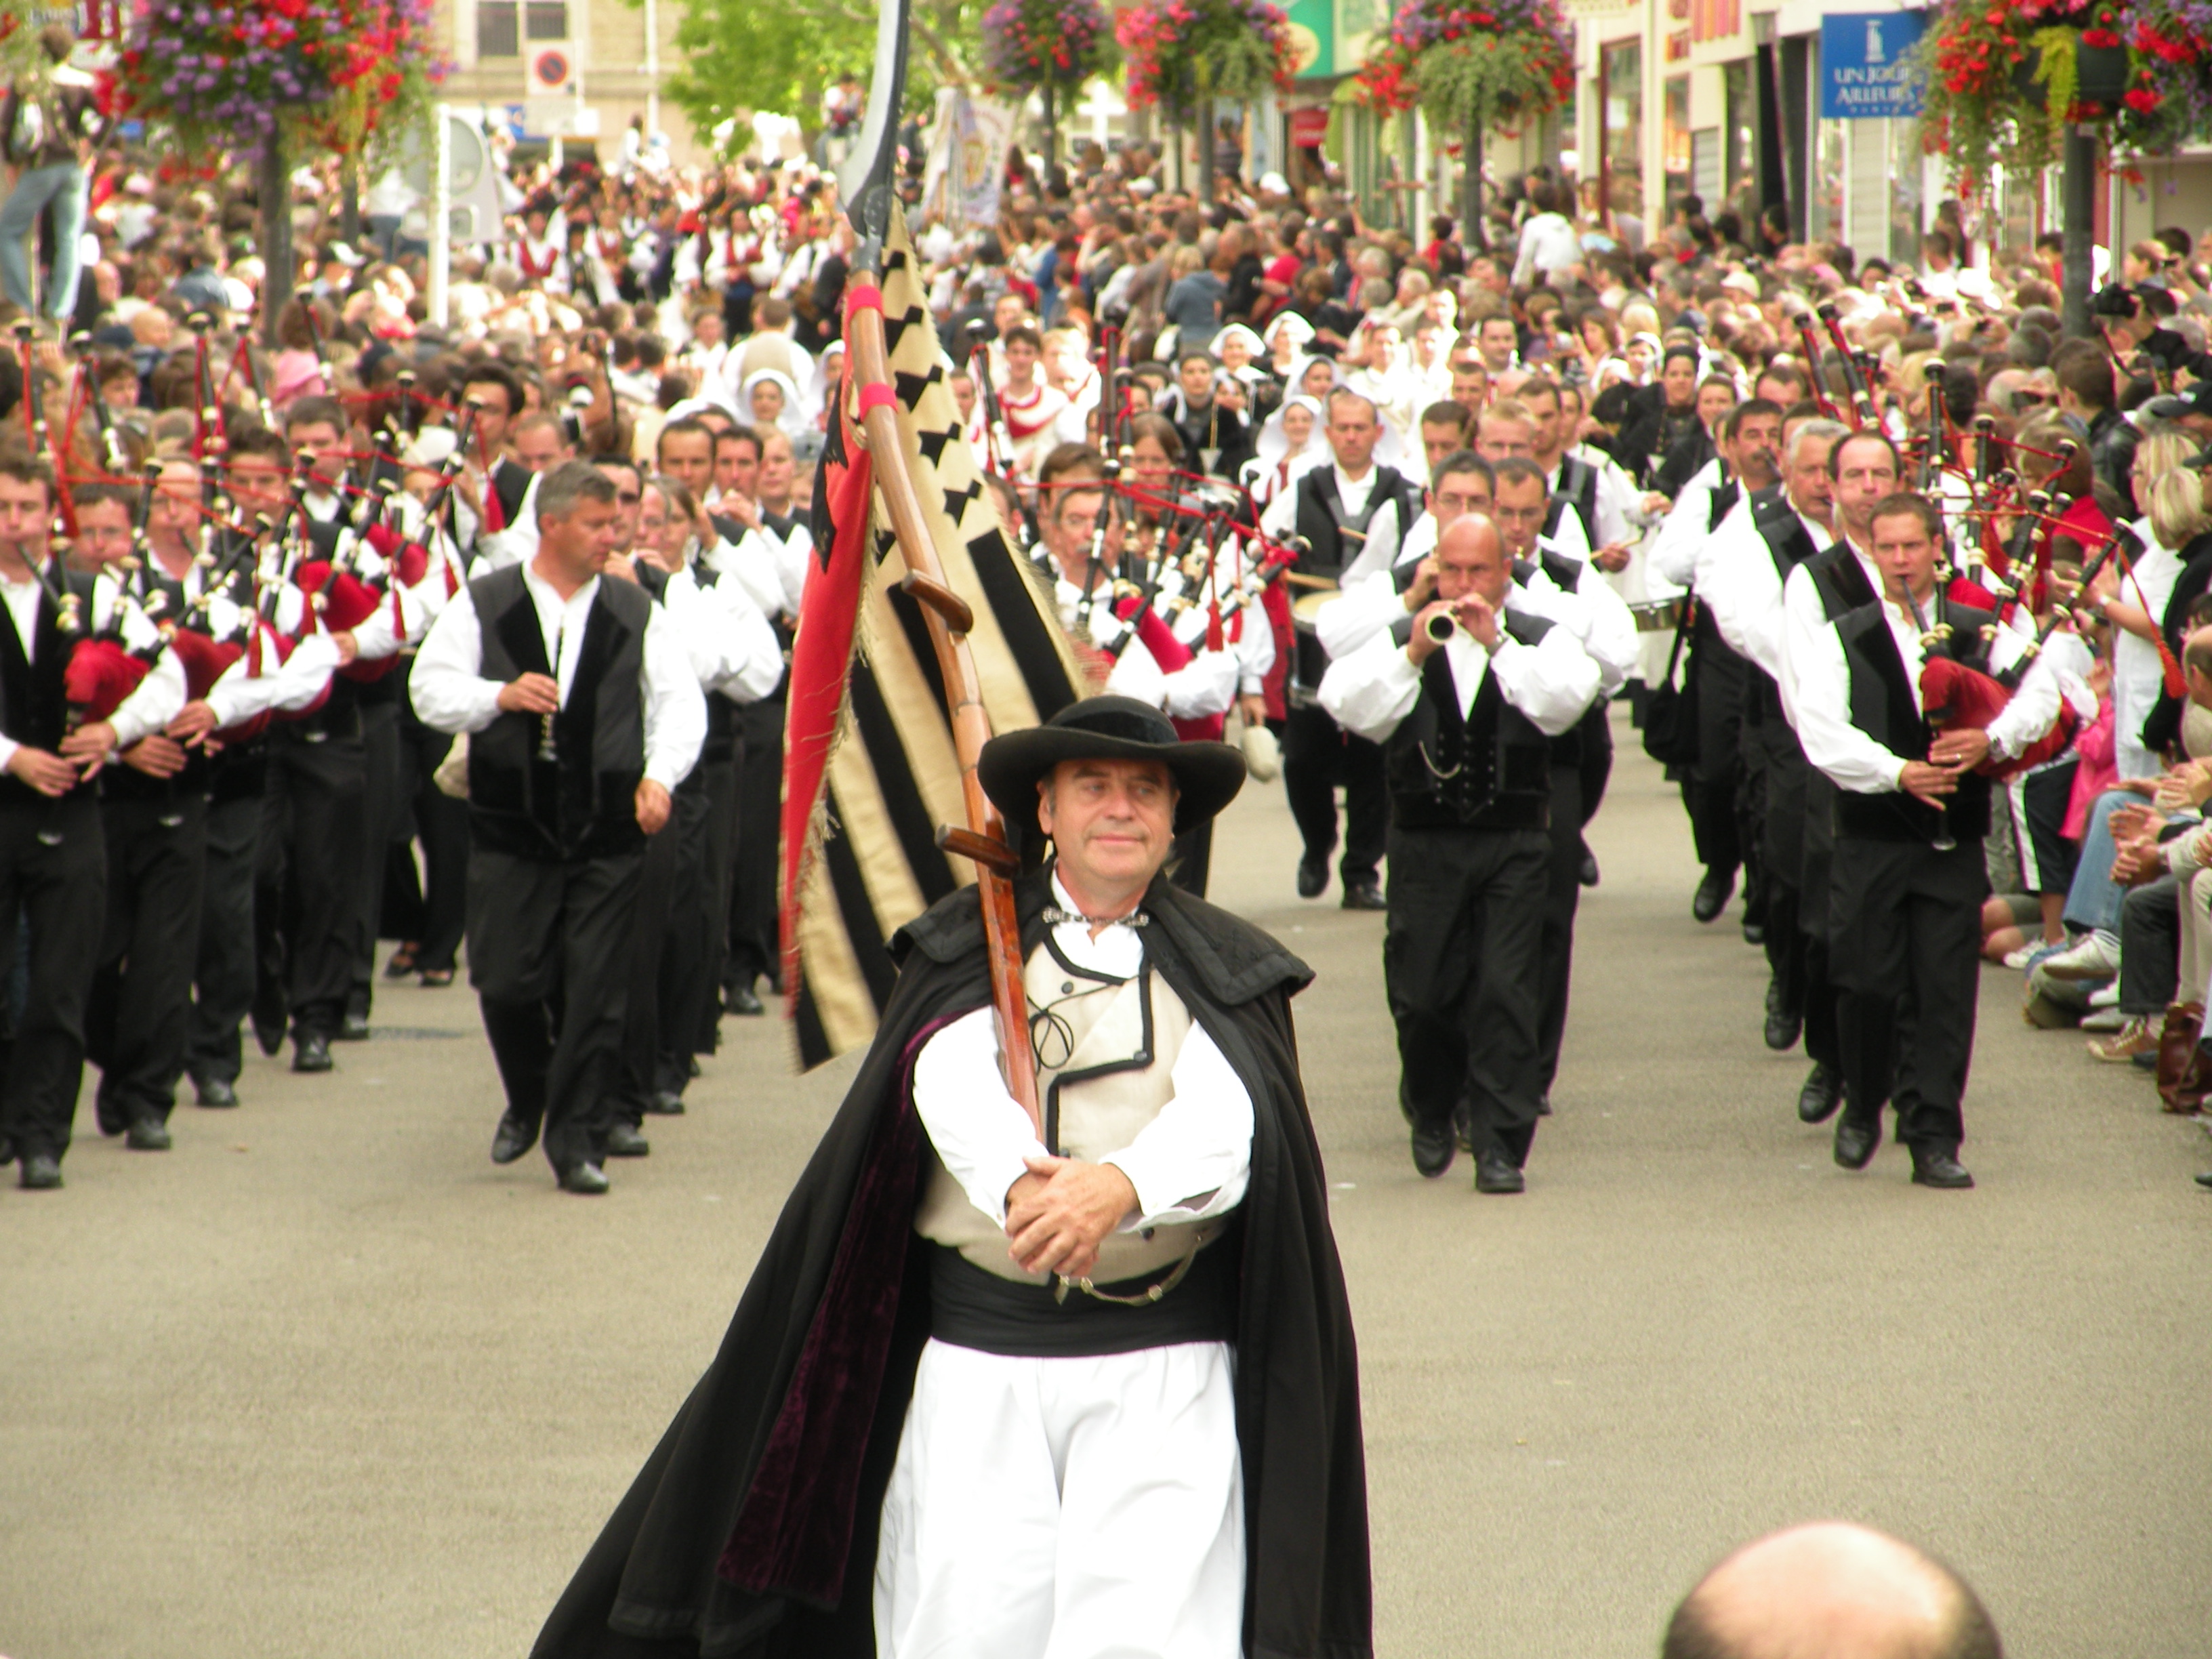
[1353,0,1576,132]
[981,0,1116,96]
[1117,0,1298,116]
[1914,0,2212,189]
[114,0,445,164]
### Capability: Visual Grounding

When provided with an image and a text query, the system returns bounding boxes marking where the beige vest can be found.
[915,943,1229,1285]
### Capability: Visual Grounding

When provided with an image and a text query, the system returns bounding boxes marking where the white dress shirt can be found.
[1317,594,1601,742]
[1698,494,1835,690]
[1053,575,1240,720]
[912,871,1254,1231]
[409,559,705,791]
[1647,457,1728,591]
[661,563,784,704]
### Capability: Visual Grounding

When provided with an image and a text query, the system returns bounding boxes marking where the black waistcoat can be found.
[466,564,651,861]
[1743,495,1825,725]
[1546,455,1601,546]
[1382,609,1555,832]
[0,567,97,806]
[1831,586,1996,842]
[1294,466,1416,698]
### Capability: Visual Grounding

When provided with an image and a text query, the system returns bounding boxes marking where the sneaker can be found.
[2089,983,2121,1009]
[2003,938,2070,971]
[2041,932,2121,982]
[2087,1015,2159,1061]
[2081,1006,2128,1033]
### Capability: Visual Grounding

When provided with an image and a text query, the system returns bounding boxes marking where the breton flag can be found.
[779,203,1090,1069]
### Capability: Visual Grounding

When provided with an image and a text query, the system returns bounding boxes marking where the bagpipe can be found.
[1917,522,2155,779]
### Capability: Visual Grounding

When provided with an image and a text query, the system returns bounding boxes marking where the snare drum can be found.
[1291,590,1336,634]
[1629,597,1684,633]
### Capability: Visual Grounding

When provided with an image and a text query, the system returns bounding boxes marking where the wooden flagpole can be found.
[838,0,1042,1138]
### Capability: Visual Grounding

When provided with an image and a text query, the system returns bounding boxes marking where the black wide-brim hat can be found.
[979,695,1246,838]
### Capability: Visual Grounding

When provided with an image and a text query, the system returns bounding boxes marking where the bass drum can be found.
[1289,587,1338,707]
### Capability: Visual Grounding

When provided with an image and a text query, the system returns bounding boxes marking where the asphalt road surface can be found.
[6,712,2209,1658]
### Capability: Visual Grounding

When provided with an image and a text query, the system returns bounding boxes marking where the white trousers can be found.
[874,1338,1244,1659]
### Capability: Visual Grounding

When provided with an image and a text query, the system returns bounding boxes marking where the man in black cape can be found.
[533,695,1370,1659]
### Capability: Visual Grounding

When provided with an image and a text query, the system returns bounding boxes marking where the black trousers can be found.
[727,695,785,990]
[349,698,405,1014]
[616,781,711,1118]
[1384,823,1549,1166]
[188,789,261,1088]
[469,845,643,1174]
[695,751,740,1054]
[1576,701,1612,831]
[257,729,367,1040]
[1796,770,1843,1067]
[1681,612,1746,879]
[0,794,105,1163]
[86,793,207,1130]
[1537,764,1584,1092]
[1281,702,1387,886]
[1828,834,1987,1152]
[387,705,470,974]
[2118,874,2181,1019]
[1741,717,1839,1067]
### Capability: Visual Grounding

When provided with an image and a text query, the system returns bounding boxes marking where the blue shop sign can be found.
[1820,12,1928,120]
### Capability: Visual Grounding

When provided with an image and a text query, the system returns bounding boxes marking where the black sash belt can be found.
[926,1227,1240,1359]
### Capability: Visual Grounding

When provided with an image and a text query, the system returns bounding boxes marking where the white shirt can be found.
[408,559,706,791]
[912,872,1254,1232]
[1511,212,1582,287]
[661,563,784,703]
[1698,493,1835,691]
[1317,593,1602,742]
[1052,573,1240,720]
[2112,518,2182,781]
[1648,458,1728,592]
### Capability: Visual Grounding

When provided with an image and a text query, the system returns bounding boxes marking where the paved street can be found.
[5,712,2209,1658]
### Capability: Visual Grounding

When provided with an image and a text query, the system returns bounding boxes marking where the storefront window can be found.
[1885,119,1924,265]
[1814,117,1845,245]
[1721,58,1756,221]
[1600,41,1643,238]
[1663,75,1692,218]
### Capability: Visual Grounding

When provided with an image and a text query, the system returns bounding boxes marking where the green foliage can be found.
[626,0,979,146]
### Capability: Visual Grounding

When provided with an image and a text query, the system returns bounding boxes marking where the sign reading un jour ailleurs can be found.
[1820,12,1928,120]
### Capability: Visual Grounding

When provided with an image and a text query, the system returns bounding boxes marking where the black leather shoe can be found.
[1340,882,1387,912]
[1797,1063,1843,1124]
[125,1118,172,1151]
[337,1011,371,1042]
[1910,1148,1975,1190]
[194,1077,239,1109]
[18,1153,62,1189]
[1833,1111,1881,1170]
[1742,920,1766,945]
[1692,869,1734,924]
[291,1032,333,1073]
[643,1090,686,1116]
[2195,1171,2212,1190]
[1296,857,1328,899]
[726,983,764,1017]
[559,1161,611,1195]
[605,1123,651,1158]
[96,1103,125,1137]
[1536,1091,1553,1117]
[1411,1122,1455,1178]
[1474,1149,1526,1194]
[251,1006,285,1057]
[1578,850,1600,888]
[687,1057,702,1078]
[490,1115,538,1164]
[1765,1005,1803,1052]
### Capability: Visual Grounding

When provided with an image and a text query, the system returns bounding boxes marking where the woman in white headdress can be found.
[1242,392,1326,508]
[740,367,808,441]
[1263,310,1314,380]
